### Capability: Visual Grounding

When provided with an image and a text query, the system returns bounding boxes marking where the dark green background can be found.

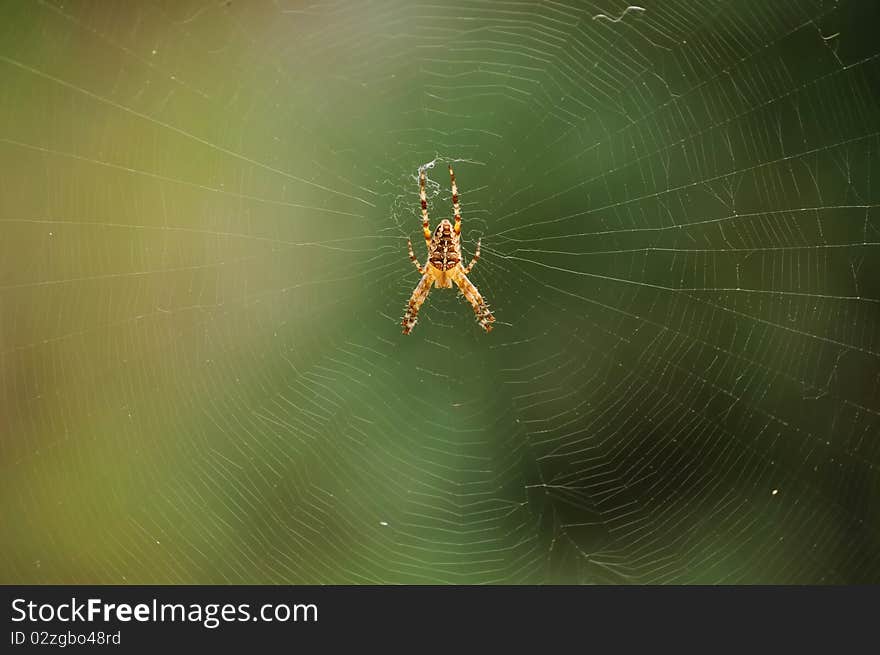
[1,0,878,583]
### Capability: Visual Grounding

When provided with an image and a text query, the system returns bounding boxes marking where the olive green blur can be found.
[1,1,878,583]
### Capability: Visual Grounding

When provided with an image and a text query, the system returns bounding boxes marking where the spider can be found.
[402,164,495,334]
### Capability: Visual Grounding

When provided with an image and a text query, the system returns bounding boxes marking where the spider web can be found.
[1,0,878,584]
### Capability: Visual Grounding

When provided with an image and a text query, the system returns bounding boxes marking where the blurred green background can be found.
[1,0,878,583]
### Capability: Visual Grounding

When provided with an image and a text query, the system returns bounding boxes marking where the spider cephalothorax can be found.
[402,164,495,334]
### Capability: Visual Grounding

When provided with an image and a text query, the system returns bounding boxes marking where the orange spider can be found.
[402,164,495,334]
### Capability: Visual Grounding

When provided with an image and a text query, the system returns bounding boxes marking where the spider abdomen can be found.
[429,220,460,270]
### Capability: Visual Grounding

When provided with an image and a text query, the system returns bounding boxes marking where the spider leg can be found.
[407,239,425,274]
[402,273,433,335]
[462,237,481,274]
[452,268,495,332]
[419,167,432,249]
[448,164,462,235]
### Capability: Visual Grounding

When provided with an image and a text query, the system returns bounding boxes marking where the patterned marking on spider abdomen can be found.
[429,221,460,270]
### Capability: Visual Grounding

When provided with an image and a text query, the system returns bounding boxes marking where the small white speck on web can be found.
[379,521,389,526]
[772,489,779,495]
